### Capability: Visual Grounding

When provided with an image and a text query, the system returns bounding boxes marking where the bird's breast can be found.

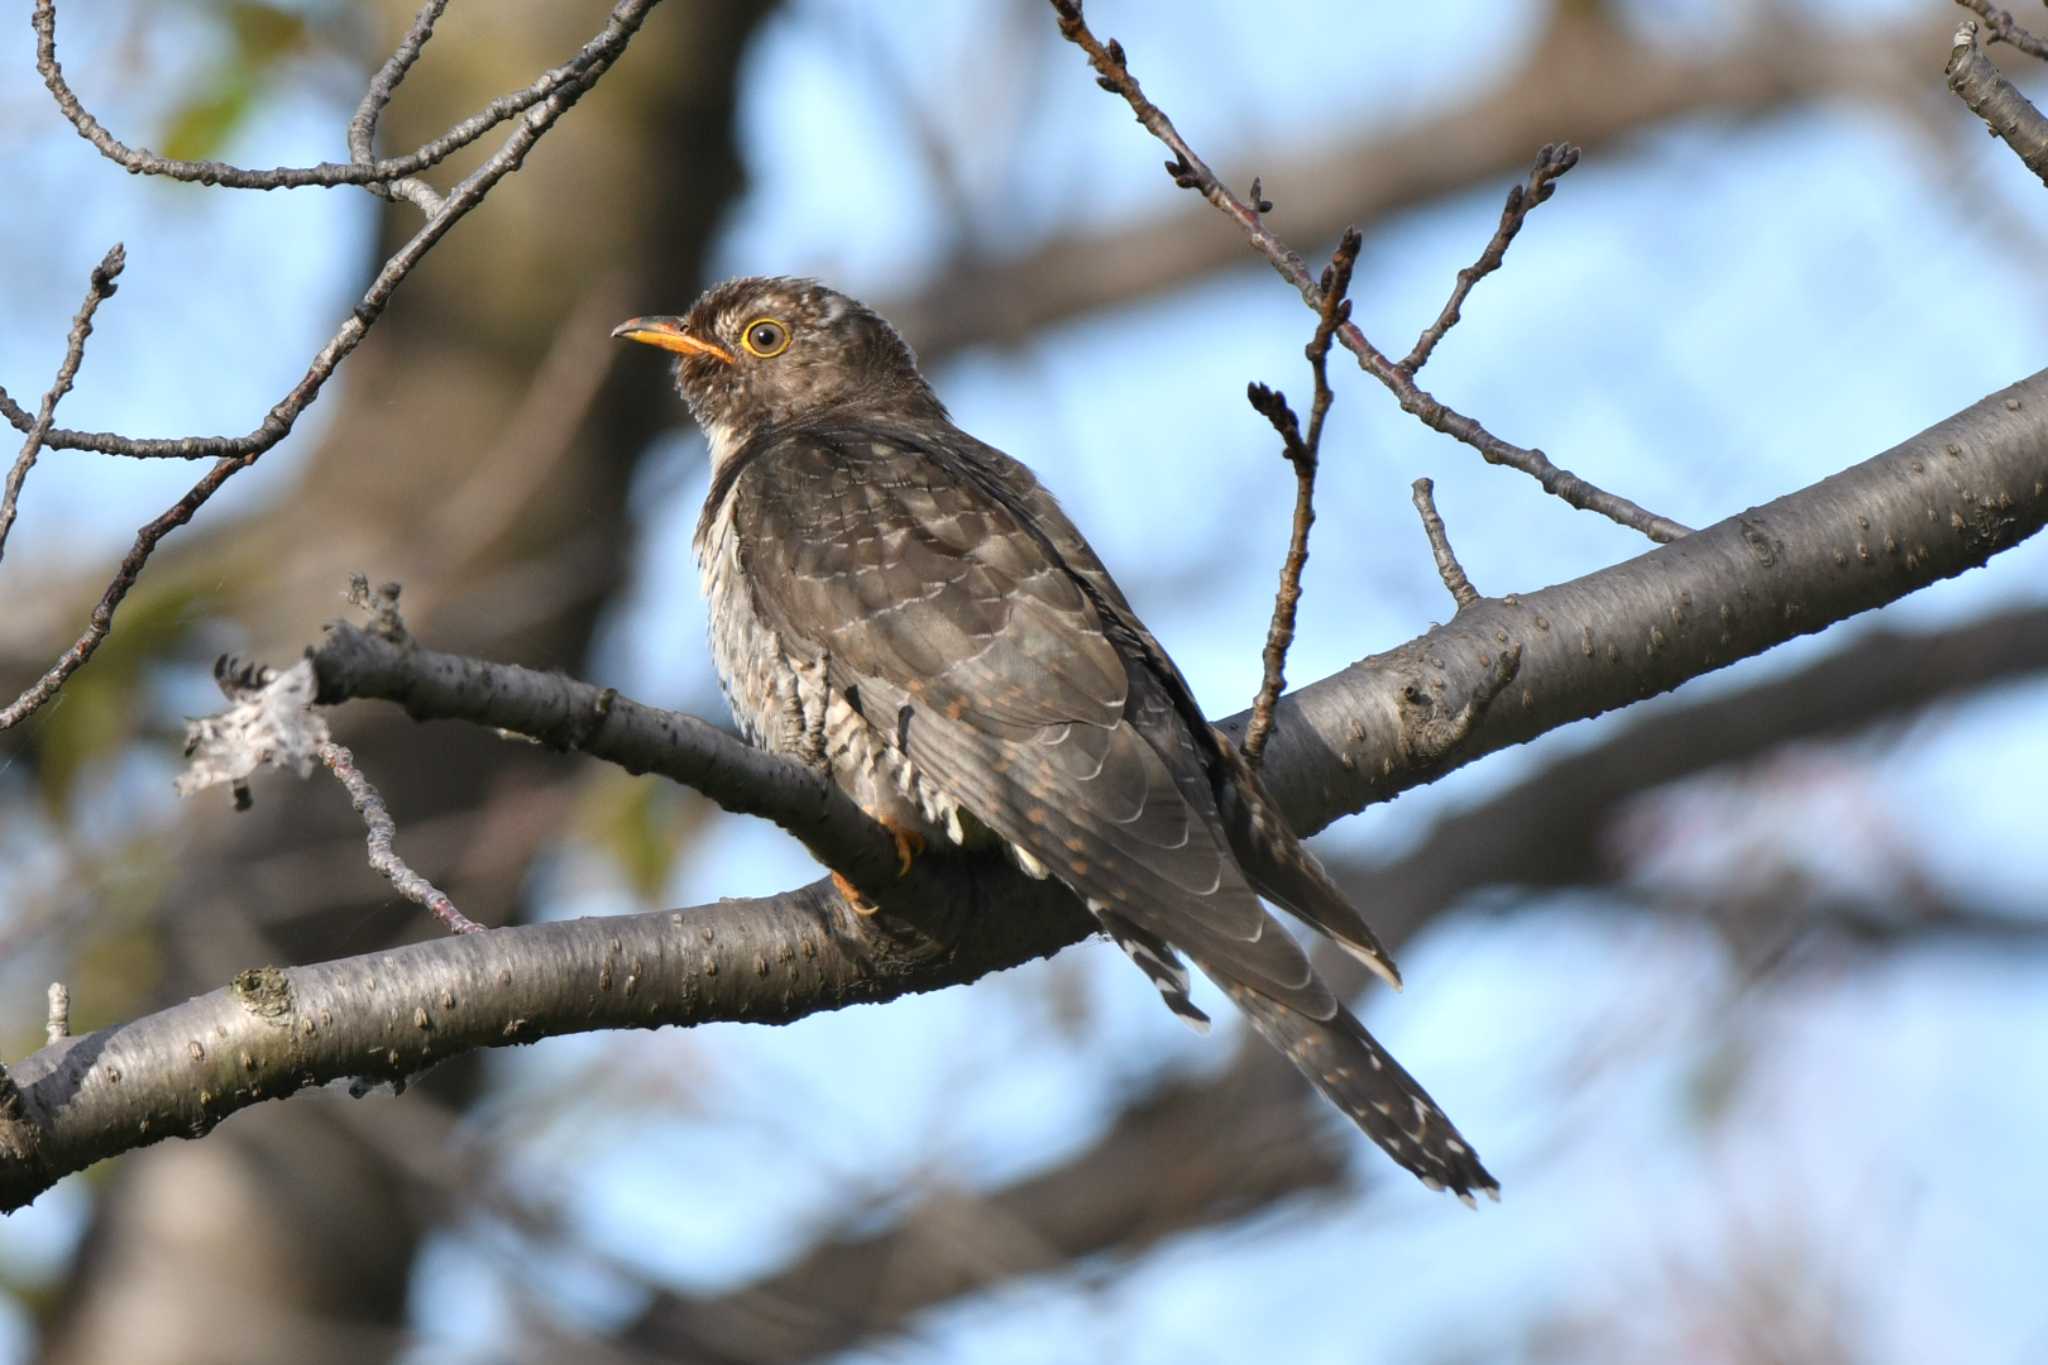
[694,495,970,850]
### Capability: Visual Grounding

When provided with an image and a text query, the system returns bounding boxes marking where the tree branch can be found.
[316,739,484,936]
[1242,229,1357,768]
[1953,0,2048,62]
[0,0,664,733]
[1400,142,1578,376]
[1947,19,2048,187]
[346,0,455,216]
[1410,477,1482,611]
[2,366,2042,1213]
[1047,0,1690,543]
[880,9,1948,362]
[655,594,2048,1365]
[0,243,121,566]
[0,0,662,458]
[301,620,907,899]
[33,0,598,196]
[1223,371,2048,837]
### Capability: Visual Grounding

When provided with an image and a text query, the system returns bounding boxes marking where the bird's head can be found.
[613,276,941,466]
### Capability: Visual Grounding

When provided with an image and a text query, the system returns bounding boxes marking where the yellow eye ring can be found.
[739,317,791,358]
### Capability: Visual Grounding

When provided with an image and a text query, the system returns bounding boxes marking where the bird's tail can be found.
[1210,736,1404,991]
[1218,979,1499,1203]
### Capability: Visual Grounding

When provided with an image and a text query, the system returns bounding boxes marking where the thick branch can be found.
[665,595,2048,1365]
[1225,372,2048,836]
[1,368,2044,1212]
[305,622,906,897]
[0,877,1092,1215]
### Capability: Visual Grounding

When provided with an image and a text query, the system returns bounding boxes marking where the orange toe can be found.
[832,870,880,917]
[888,825,926,878]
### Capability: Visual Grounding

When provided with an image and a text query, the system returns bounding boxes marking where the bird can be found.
[614,276,1497,1202]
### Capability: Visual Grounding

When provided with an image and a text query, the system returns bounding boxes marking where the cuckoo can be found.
[615,277,1496,1201]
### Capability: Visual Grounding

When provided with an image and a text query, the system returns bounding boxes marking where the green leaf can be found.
[159,67,256,163]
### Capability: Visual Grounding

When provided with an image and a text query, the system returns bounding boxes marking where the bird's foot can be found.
[888,824,926,877]
[832,870,881,917]
[833,820,927,915]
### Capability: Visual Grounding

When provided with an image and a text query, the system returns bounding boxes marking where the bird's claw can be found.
[890,827,925,878]
[833,823,924,917]
[832,870,880,917]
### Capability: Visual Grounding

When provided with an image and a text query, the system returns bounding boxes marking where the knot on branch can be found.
[345,572,411,643]
[1399,643,1523,766]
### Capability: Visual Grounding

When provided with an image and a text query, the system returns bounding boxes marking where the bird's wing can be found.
[726,424,1335,1017]
[962,436,1401,986]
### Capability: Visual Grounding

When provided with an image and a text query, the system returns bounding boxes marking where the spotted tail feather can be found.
[1095,904,1211,1034]
[1220,980,1497,1202]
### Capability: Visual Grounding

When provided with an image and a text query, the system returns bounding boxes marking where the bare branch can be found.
[0,454,249,731]
[1400,142,1579,375]
[0,0,662,459]
[319,740,485,936]
[1047,0,1692,544]
[1410,478,1482,611]
[0,366,2044,1213]
[33,0,587,196]
[0,0,663,732]
[657,583,2048,1365]
[0,243,121,566]
[884,10,1951,363]
[1947,20,2048,187]
[172,645,482,934]
[302,620,907,900]
[1218,370,2048,834]
[1242,228,1358,768]
[348,0,454,215]
[1953,0,2048,61]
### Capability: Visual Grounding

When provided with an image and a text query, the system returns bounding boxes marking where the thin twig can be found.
[318,740,485,935]
[1242,230,1359,769]
[0,1,661,732]
[1953,0,2048,61]
[2,1,657,459]
[0,244,122,566]
[347,0,453,216]
[1048,0,1691,545]
[1410,478,1481,611]
[31,0,581,194]
[1401,143,1579,375]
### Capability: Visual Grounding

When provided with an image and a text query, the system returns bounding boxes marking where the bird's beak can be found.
[610,315,735,365]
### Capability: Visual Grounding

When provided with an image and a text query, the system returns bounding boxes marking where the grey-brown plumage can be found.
[615,277,1497,1201]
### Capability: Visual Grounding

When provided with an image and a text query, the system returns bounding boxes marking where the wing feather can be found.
[729,424,1330,1014]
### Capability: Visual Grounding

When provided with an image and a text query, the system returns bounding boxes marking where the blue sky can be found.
[4,2,2047,1361]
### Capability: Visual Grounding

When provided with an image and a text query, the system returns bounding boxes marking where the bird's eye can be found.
[740,318,791,358]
